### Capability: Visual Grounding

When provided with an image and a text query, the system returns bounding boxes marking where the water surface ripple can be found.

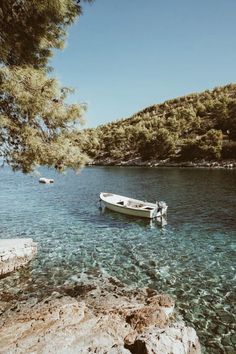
[0,167,235,353]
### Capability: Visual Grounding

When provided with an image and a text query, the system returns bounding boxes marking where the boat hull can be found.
[100,193,167,219]
[102,200,154,218]
[39,178,54,184]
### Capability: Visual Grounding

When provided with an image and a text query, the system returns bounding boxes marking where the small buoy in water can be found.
[39,178,54,184]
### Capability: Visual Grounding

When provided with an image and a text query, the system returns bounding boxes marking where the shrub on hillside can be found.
[222,141,236,158]
[180,129,223,160]
[138,128,176,160]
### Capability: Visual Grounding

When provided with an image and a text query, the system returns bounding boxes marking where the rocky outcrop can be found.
[0,238,37,276]
[125,322,201,354]
[0,283,201,354]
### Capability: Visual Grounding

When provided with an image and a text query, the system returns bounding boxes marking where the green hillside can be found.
[76,84,236,164]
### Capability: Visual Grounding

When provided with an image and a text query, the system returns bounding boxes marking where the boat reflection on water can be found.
[154,216,167,228]
[99,205,167,229]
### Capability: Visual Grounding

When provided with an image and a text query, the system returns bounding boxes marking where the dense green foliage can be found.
[0,0,92,172]
[79,84,236,163]
[0,67,88,173]
[0,0,93,68]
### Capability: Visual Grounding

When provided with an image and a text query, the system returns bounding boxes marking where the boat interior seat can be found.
[117,200,151,209]
[127,201,145,208]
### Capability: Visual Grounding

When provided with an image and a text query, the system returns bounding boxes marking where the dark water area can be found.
[0,166,235,353]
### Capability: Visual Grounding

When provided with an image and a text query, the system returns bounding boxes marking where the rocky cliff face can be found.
[0,278,201,354]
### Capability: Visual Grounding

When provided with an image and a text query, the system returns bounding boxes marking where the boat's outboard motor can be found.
[156,201,168,215]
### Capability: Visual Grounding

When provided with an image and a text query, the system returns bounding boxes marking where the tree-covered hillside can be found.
[77,84,236,164]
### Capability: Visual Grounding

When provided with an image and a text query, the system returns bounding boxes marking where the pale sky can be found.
[51,0,236,127]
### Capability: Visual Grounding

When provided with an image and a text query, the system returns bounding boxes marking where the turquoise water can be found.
[0,166,235,353]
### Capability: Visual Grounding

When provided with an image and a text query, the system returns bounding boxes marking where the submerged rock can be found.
[0,238,37,276]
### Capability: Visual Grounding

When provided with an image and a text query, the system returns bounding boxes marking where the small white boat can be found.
[100,192,167,219]
[39,178,54,184]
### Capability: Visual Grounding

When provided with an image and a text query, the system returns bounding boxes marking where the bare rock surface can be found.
[0,278,201,354]
[0,239,37,276]
[125,322,201,354]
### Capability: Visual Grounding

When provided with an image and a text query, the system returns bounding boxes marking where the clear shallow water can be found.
[0,166,235,353]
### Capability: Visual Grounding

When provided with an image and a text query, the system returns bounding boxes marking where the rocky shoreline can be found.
[0,276,201,354]
[88,157,236,169]
[0,240,201,353]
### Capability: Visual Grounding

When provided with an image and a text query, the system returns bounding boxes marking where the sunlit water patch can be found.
[0,167,235,353]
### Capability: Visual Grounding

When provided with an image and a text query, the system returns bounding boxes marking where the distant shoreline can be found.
[88,158,236,169]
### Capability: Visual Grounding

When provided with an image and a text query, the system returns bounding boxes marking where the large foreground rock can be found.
[0,238,37,276]
[0,291,201,354]
[125,322,201,354]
